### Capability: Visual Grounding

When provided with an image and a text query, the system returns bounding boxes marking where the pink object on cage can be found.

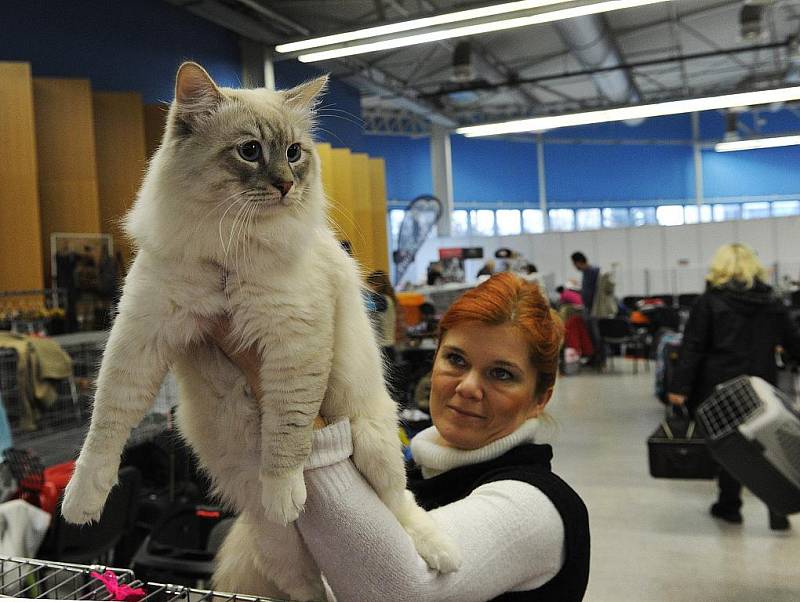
[90,570,145,602]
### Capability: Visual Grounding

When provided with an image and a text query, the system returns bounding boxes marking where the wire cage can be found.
[0,556,283,602]
[696,376,766,442]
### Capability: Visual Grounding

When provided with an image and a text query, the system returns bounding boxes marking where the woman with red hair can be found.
[215,273,590,601]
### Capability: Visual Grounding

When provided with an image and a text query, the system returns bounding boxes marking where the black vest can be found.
[408,444,590,602]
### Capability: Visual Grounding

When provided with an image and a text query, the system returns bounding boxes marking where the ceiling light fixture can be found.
[715,134,800,152]
[456,86,800,136]
[276,0,566,53]
[281,0,674,62]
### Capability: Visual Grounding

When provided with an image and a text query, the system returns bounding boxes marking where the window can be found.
[389,210,405,244]
[742,202,771,220]
[602,208,630,228]
[469,209,495,236]
[684,205,712,224]
[576,208,602,231]
[548,209,575,231]
[450,210,469,236]
[496,210,522,236]
[522,209,545,233]
[656,205,684,226]
[630,207,656,226]
[772,200,800,217]
[713,204,741,222]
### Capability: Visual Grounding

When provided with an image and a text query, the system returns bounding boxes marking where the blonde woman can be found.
[669,243,800,530]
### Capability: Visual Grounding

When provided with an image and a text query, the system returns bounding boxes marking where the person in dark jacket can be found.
[669,243,800,531]
[571,252,603,366]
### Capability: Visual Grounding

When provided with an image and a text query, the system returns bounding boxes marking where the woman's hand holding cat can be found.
[208,315,264,401]
[209,316,328,429]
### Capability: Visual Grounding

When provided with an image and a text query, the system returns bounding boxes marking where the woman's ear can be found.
[528,387,554,418]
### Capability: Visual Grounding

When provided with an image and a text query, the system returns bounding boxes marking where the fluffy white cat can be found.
[61,62,459,601]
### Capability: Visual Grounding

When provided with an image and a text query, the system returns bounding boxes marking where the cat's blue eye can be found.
[287,143,302,163]
[237,140,262,162]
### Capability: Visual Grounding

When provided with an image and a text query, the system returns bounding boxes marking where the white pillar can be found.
[264,55,275,91]
[431,125,454,237]
[537,134,549,230]
[692,112,704,208]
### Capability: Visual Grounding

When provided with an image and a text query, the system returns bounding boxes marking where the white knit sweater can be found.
[298,418,565,602]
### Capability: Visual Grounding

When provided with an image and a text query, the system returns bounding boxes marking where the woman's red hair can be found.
[438,272,564,397]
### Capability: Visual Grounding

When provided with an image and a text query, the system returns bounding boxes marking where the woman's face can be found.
[429,322,552,450]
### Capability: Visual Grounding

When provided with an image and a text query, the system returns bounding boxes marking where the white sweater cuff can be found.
[304,418,353,470]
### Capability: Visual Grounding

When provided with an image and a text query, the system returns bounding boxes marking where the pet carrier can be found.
[0,555,283,602]
[696,375,800,515]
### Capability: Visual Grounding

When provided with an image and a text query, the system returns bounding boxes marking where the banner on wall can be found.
[437,247,483,283]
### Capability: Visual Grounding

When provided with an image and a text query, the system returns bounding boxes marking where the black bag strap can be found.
[661,404,697,439]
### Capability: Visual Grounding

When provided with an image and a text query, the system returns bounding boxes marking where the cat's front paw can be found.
[406,519,463,574]
[261,471,306,525]
[61,460,118,524]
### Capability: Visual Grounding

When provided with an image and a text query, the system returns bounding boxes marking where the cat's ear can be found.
[283,75,328,111]
[174,62,222,118]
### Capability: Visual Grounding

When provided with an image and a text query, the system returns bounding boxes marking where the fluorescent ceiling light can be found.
[276,0,566,53]
[457,86,800,136]
[715,134,800,152]
[291,0,673,62]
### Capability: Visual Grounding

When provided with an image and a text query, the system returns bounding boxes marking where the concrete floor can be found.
[546,362,799,602]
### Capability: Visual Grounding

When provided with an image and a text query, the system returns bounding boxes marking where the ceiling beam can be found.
[180,0,457,126]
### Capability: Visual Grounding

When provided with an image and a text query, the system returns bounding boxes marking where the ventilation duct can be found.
[553,15,642,124]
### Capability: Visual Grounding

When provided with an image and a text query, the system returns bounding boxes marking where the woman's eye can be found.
[490,368,513,381]
[287,143,302,163]
[237,140,262,162]
[446,353,466,368]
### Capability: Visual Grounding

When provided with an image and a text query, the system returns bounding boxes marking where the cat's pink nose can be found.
[273,180,293,196]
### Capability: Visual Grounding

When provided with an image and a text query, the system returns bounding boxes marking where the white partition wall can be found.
[400,215,800,297]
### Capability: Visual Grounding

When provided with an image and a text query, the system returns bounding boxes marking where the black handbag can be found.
[648,405,718,480]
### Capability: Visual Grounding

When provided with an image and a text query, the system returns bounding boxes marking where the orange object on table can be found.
[396,292,425,326]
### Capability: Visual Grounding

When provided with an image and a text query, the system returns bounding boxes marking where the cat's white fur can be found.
[61,63,459,601]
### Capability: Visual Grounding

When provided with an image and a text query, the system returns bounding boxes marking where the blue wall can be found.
[0,0,364,150]
[703,146,800,198]
[367,109,800,205]
[545,143,694,206]
[450,136,538,206]
[0,0,242,103]
[361,135,433,201]
[274,60,365,151]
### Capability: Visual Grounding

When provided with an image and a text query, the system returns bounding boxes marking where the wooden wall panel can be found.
[0,62,44,292]
[143,103,168,160]
[33,78,101,283]
[329,148,356,253]
[351,152,373,271]
[93,92,147,267]
[368,158,389,273]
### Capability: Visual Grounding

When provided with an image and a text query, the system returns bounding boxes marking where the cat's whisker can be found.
[218,196,249,256]
[243,202,260,275]
[322,194,370,253]
[316,112,367,128]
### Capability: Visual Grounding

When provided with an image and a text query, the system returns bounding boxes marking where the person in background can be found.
[557,283,583,308]
[571,252,602,366]
[570,252,599,312]
[366,271,398,365]
[669,243,800,531]
[521,263,548,299]
[476,259,495,279]
[366,270,400,402]
[427,261,444,286]
[213,273,590,601]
